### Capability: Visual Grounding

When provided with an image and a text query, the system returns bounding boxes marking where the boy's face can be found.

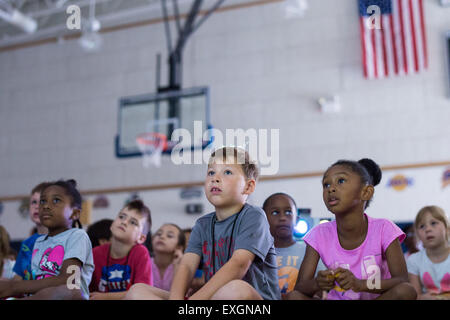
[110,207,147,245]
[264,195,296,240]
[205,157,254,209]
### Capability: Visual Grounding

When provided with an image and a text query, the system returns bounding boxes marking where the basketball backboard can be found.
[115,86,212,158]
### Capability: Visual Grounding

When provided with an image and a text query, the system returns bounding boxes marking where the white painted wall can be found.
[1,0,450,240]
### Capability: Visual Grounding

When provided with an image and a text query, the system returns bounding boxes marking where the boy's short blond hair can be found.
[414,205,449,241]
[209,146,259,181]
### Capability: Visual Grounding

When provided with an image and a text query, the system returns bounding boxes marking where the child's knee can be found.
[285,290,312,300]
[125,283,148,300]
[389,282,417,300]
[212,280,261,300]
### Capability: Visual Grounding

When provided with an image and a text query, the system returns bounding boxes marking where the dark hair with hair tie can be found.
[326,158,382,208]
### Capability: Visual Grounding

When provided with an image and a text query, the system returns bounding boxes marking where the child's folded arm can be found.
[293,244,321,297]
[5,258,82,297]
[169,252,200,300]
[188,249,254,300]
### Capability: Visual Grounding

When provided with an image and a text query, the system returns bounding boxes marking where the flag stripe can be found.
[383,15,395,76]
[371,27,378,78]
[380,16,389,76]
[418,0,428,68]
[398,0,409,74]
[408,0,419,72]
[389,14,399,74]
[411,0,424,71]
[360,16,369,78]
[392,0,404,75]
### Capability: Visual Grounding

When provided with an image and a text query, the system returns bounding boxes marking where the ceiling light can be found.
[0,8,37,33]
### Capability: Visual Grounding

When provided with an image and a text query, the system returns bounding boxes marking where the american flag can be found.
[358,0,428,79]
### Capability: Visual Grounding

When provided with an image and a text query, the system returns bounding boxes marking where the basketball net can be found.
[136,132,167,168]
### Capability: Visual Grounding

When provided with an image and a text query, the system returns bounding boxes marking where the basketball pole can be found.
[157,0,224,135]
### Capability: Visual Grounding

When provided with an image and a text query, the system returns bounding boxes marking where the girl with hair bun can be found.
[290,158,417,300]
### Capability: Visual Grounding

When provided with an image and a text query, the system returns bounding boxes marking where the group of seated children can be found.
[0,147,449,300]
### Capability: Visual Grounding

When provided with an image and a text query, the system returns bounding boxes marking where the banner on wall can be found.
[386,174,414,191]
[93,195,110,209]
[442,167,450,189]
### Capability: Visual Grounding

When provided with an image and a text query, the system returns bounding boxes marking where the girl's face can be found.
[29,192,41,225]
[264,195,296,240]
[39,185,78,236]
[152,224,181,254]
[322,165,368,215]
[416,212,448,249]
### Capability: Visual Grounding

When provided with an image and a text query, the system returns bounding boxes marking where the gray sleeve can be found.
[185,219,204,257]
[64,229,92,265]
[234,208,273,261]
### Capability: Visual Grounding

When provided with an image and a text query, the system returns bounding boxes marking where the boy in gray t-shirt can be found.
[125,147,280,300]
[186,203,280,299]
[179,147,280,300]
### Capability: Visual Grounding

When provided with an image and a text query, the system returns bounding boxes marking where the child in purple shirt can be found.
[151,223,185,291]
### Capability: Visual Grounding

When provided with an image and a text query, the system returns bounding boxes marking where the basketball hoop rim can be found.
[136,132,168,151]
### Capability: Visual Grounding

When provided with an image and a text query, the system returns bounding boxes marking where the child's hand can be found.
[316,270,336,291]
[173,249,183,265]
[334,268,363,292]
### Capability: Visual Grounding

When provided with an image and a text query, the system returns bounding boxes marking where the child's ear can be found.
[136,233,147,245]
[243,178,256,195]
[70,208,81,222]
[361,185,374,201]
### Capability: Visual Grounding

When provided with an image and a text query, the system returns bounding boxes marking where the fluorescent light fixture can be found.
[0,8,37,33]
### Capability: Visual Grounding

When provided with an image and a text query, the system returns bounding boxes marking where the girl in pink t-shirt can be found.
[290,158,417,300]
[151,223,185,291]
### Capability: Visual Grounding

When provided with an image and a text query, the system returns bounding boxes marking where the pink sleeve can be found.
[131,246,153,286]
[381,219,406,252]
[302,225,324,257]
